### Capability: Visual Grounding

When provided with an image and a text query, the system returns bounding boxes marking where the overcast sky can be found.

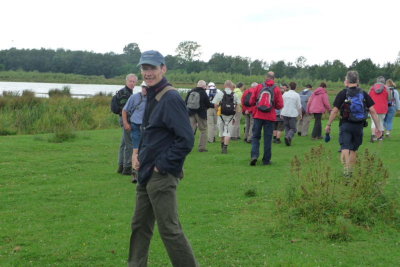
[1,0,399,67]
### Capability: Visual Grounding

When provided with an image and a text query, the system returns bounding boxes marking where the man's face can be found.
[141,64,166,87]
[141,86,147,95]
[126,76,137,89]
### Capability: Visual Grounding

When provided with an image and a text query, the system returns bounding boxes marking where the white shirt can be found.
[212,88,239,105]
[280,90,301,117]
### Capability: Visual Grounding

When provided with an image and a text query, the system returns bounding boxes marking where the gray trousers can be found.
[283,116,297,140]
[128,172,198,267]
[244,113,254,142]
[297,113,312,136]
[118,118,133,167]
[190,114,208,150]
[231,110,242,138]
[207,108,218,142]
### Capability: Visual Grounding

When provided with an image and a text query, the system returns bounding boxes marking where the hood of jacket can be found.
[313,87,327,95]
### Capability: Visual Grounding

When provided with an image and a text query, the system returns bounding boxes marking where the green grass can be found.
[1,119,400,266]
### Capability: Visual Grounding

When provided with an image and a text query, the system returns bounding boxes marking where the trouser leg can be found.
[147,173,198,267]
[251,118,263,159]
[123,128,133,167]
[128,185,156,267]
[197,114,208,150]
[262,120,273,163]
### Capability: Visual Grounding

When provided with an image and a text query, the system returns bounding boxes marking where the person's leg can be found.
[147,172,198,267]
[197,114,208,151]
[312,113,322,138]
[118,126,125,173]
[244,114,250,141]
[234,111,242,139]
[123,127,133,174]
[262,120,274,164]
[248,115,254,142]
[287,117,297,140]
[128,185,156,267]
[384,106,396,136]
[251,118,263,161]
[207,109,215,142]
[302,113,312,136]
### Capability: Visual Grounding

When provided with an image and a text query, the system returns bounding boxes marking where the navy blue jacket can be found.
[137,82,194,185]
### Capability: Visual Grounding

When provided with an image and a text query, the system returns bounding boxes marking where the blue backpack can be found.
[342,88,368,122]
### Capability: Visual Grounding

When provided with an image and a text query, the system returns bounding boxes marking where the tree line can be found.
[0,41,399,84]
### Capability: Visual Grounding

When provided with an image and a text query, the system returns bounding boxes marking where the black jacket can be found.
[138,80,194,185]
[185,87,214,119]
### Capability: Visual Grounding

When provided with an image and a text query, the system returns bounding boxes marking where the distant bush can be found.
[277,145,399,240]
[48,86,71,97]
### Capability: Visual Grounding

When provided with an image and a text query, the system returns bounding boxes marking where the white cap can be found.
[140,81,147,87]
[208,82,216,89]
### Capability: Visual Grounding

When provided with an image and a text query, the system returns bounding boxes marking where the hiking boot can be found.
[250,158,257,166]
[370,135,377,143]
[297,132,301,136]
[284,137,291,146]
[276,139,281,144]
[117,165,123,174]
[377,136,384,141]
[122,166,132,175]
[221,145,228,154]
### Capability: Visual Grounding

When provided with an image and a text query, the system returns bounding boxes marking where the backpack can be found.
[341,88,368,122]
[256,83,275,112]
[207,88,217,102]
[186,90,201,110]
[243,90,252,107]
[220,91,236,115]
[300,89,312,112]
[111,88,132,115]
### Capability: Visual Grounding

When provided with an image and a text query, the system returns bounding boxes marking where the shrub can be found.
[277,145,399,239]
[48,86,71,97]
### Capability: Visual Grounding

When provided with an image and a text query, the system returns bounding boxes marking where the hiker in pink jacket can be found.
[307,82,331,139]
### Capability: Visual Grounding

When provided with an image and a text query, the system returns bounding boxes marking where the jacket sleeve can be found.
[274,86,284,110]
[323,93,331,111]
[201,90,213,108]
[155,93,194,173]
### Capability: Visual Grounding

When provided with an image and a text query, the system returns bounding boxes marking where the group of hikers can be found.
[111,50,400,266]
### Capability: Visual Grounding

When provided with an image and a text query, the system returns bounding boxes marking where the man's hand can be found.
[133,153,140,170]
[375,128,382,139]
[124,122,132,131]
[325,124,331,134]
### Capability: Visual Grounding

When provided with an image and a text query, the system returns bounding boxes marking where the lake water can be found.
[0,81,190,98]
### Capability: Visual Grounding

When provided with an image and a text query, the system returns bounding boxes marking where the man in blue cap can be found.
[127,50,198,267]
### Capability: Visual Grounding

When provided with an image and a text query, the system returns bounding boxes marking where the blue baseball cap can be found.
[137,50,165,66]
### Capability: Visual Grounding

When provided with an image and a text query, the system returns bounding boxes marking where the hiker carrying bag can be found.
[111,88,131,115]
[341,88,368,122]
[243,90,252,107]
[220,91,236,116]
[186,90,201,110]
[256,83,275,112]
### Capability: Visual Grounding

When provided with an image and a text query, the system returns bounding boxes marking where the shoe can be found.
[370,135,376,143]
[284,137,291,146]
[131,170,138,183]
[117,165,123,174]
[222,145,228,154]
[297,132,301,136]
[276,139,281,144]
[198,149,208,152]
[250,158,257,166]
[246,140,252,143]
[122,166,132,175]
[377,136,384,141]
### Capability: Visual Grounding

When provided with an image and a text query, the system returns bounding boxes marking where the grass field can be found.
[1,119,399,266]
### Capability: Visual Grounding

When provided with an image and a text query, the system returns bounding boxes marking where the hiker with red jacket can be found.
[369,76,389,142]
[249,71,284,166]
[241,82,258,143]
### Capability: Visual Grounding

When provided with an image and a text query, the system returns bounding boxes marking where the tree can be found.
[123,43,141,64]
[350,59,377,84]
[175,41,201,63]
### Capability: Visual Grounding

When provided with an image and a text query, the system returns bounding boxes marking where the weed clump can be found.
[277,145,399,240]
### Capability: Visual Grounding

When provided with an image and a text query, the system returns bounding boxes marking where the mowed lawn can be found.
[1,118,400,266]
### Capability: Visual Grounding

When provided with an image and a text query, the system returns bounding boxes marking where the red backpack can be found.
[256,83,275,112]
